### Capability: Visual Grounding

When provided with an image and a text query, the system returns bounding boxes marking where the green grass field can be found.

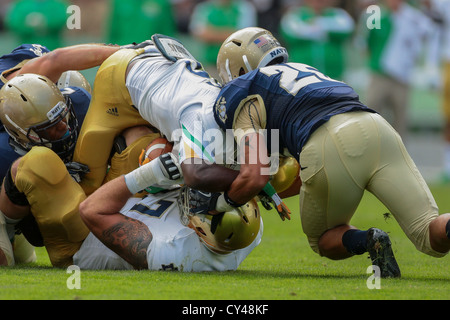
[0,32,448,304]
[1,185,449,301]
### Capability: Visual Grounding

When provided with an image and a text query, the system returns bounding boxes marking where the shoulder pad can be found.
[17,147,67,186]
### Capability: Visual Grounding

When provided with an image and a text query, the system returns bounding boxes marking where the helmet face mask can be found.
[217,27,289,84]
[0,74,79,162]
[178,186,261,254]
[27,96,78,161]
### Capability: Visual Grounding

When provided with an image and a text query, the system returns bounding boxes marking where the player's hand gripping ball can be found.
[139,137,173,166]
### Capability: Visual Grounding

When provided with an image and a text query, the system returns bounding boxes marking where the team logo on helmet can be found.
[215,97,227,124]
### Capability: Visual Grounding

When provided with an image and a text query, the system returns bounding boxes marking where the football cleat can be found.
[366,228,401,278]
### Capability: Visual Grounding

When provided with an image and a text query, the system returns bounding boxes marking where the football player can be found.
[76,163,262,271]
[0,43,117,182]
[0,74,89,267]
[75,124,261,271]
[0,43,121,266]
[72,35,290,220]
[0,119,262,270]
[209,27,450,277]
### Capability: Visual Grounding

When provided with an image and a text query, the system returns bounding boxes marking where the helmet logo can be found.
[215,97,227,124]
[47,101,66,121]
[254,36,268,48]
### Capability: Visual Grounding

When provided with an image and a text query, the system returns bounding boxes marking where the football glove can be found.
[65,161,89,183]
[259,182,291,221]
[188,189,221,215]
[144,153,183,194]
[158,153,182,181]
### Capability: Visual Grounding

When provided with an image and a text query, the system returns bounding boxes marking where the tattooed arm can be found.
[78,176,152,270]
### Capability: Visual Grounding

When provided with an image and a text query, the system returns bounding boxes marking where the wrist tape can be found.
[124,160,165,194]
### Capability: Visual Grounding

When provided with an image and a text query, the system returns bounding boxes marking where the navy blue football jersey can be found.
[213,63,376,158]
[0,44,50,88]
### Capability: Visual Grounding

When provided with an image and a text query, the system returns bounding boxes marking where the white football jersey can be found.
[125,54,236,165]
[126,55,220,142]
[73,190,262,271]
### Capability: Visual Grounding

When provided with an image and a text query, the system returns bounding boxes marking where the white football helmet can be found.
[0,74,78,162]
[178,186,261,254]
[57,70,92,94]
[217,27,288,84]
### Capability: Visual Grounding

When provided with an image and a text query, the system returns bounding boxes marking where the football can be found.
[139,137,173,166]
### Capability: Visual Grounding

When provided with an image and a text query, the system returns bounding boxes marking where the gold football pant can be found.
[299,111,445,257]
[15,147,89,267]
[73,48,149,195]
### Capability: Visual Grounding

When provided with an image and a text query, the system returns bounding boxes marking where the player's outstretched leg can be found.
[366,228,401,278]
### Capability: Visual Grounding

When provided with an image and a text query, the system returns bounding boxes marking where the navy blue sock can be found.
[446,220,450,239]
[342,229,368,255]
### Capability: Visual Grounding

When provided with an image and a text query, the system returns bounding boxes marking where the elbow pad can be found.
[3,168,29,206]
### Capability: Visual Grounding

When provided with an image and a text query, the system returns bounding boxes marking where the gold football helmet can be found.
[0,74,78,162]
[178,186,261,254]
[217,27,288,84]
[57,70,92,94]
[271,156,300,194]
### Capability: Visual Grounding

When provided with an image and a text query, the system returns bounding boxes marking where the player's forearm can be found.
[79,176,131,231]
[226,132,270,204]
[79,176,150,270]
[226,165,270,205]
[181,161,239,192]
[19,44,120,82]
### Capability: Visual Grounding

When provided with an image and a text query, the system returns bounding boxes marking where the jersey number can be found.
[130,199,173,218]
[260,63,341,96]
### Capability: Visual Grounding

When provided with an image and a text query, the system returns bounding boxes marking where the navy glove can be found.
[65,161,89,183]
[188,189,221,215]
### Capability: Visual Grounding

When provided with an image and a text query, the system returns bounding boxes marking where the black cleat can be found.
[366,228,401,278]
